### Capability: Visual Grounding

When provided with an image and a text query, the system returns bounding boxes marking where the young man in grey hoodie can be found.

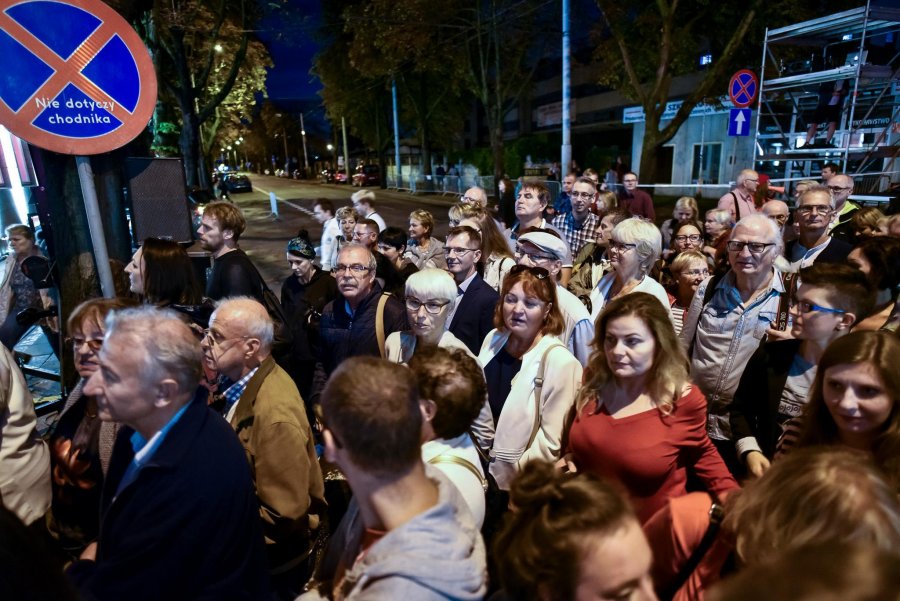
[300,356,487,601]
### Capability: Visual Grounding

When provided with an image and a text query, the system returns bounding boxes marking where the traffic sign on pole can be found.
[0,0,157,155]
[728,69,758,109]
[728,109,751,136]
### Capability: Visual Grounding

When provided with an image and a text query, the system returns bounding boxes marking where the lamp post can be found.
[327,143,335,170]
[300,113,310,176]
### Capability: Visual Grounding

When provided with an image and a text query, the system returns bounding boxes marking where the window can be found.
[691,143,722,185]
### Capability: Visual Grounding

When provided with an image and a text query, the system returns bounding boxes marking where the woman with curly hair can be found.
[561,292,737,522]
[494,460,657,601]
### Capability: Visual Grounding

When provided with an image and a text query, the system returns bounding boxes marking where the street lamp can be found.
[326,143,335,170]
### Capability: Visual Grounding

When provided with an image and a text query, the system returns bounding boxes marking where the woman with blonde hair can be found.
[588,217,671,321]
[458,207,515,293]
[404,209,446,269]
[561,292,737,523]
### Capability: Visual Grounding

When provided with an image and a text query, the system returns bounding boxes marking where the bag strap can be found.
[731,192,741,222]
[663,499,725,600]
[375,292,390,359]
[529,343,566,450]
[774,272,798,331]
[428,454,488,492]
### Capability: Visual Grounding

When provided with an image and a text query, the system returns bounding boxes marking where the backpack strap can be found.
[774,272,798,331]
[662,499,725,600]
[375,292,390,359]
[529,343,566,450]
[428,454,488,492]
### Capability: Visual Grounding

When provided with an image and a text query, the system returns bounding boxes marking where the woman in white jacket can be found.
[477,265,582,491]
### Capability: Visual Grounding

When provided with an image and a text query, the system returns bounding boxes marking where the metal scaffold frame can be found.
[753,1,900,196]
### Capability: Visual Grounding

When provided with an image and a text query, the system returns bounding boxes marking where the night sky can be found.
[256,1,322,110]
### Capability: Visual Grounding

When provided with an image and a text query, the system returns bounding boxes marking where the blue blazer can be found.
[67,391,271,601]
[449,274,500,354]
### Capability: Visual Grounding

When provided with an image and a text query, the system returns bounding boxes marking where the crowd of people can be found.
[2,164,900,601]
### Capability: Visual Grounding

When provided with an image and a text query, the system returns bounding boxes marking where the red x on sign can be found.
[0,0,157,155]
[729,70,758,109]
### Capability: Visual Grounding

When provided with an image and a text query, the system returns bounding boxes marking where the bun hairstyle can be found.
[494,460,636,601]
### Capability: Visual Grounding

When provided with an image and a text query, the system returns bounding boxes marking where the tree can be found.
[137,0,272,188]
[459,0,548,185]
[592,0,857,183]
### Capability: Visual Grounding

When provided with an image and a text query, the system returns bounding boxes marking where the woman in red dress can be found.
[561,292,738,523]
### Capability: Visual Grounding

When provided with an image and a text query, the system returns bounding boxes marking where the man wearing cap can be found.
[516,230,592,367]
[551,176,600,258]
[445,226,499,355]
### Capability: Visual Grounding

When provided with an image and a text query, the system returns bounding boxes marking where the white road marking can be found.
[253,185,315,215]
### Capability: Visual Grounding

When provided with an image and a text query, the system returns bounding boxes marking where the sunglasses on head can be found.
[509,264,550,280]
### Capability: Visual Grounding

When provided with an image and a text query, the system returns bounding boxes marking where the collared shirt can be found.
[320,218,342,271]
[789,236,831,270]
[446,271,477,327]
[223,366,260,422]
[717,188,758,221]
[115,401,192,498]
[683,270,786,441]
[551,212,600,258]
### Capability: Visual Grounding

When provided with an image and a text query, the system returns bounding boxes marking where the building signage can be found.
[622,99,733,124]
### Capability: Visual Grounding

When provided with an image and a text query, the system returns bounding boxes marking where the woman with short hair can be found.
[0,224,53,349]
[385,268,471,364]
[404,209,446,270]
[478,265,582,490]
[377,226,419,284]
[588,217,671,321]
[668,250,709,336]
[703,208,734,276]
[328,206,358,270]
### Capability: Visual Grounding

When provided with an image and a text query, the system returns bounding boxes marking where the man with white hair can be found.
[718,169,760,222]
[202,298,325,598]
[69,307,270,599]
[786,185,852,270]
[516,230,592,366]
[682,214,789,477]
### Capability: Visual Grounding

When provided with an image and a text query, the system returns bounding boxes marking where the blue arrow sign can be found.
[728,109,751,136]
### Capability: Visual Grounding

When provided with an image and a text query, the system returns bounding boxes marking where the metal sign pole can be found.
[75,156,115,298]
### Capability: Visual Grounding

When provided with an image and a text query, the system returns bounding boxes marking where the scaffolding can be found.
[753,1,900,196]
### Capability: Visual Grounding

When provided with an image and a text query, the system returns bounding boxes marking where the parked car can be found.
[223,173,252,193]
[319,168,335,183]
[352,165,381,187]
[334,169,348,184]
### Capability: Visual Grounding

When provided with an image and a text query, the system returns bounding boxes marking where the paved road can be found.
[217,175,458,295]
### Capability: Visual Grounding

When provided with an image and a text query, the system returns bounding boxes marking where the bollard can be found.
[269,191,280,220]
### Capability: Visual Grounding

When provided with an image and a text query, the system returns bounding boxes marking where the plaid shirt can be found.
[551,212,600,257]
[221,366,259,421]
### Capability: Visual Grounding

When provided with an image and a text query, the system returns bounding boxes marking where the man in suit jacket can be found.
[202,298,325,599]
[67,307,270,601]
[446,226,499,354]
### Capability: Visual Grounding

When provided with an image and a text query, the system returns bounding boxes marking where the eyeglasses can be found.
[608,241,638,253]
[570,191,595,200]
[509,264,550,280]
[202,329,250,347]
[681,268,710,277]
[769,214,789,224]
[333,263,371,275]
[515,248,557,263]
[405,297,451,314]
[674,234,702,243]
[789,299,846,315]
[827,185,852,192]
[68,337,103,352]
[796,205,832,215]
[726,241,776,254]
[446,247,477,257]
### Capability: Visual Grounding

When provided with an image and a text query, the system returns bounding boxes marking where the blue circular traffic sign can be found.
[729,70,758,109]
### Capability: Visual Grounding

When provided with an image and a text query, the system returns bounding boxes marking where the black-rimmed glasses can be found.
[405,297,452,314]
[726,241,775,254]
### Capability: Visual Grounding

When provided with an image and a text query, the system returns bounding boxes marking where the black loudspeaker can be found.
[125,158,194,244]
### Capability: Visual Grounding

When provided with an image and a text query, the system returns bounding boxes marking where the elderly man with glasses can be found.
[318,245,407,376]
[825,173,860,244]
[786,185,853,270]
[681,214,790,478]
[551,176,601,258]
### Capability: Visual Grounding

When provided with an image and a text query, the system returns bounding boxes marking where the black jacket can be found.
[205,249,262,301]
[730,339,803,459]
[67,391,271,601]
[448,274,500,354]
[785,236,853,265]
[318,283,408,375]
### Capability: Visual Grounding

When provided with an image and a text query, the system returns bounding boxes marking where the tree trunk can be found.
[179,106,201,188]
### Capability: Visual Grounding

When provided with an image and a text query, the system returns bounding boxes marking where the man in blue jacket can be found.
[67,307,270,601]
